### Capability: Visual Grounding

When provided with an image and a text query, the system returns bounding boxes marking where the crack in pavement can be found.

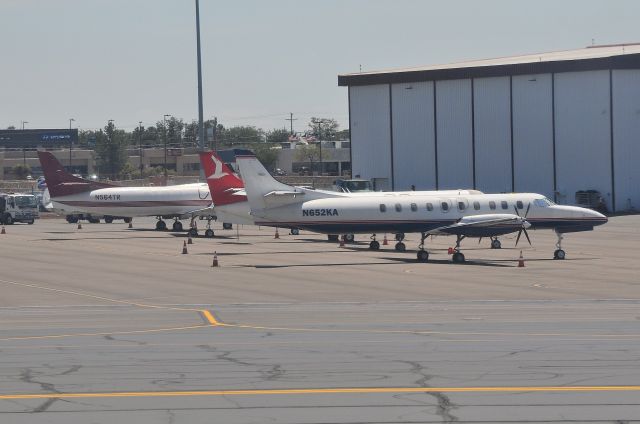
[19,368,60,413]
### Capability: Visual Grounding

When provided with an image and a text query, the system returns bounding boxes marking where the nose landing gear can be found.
[369,234,380,250]
[451,235,466,263]
[554,232,566,260]
[416,232,429,262]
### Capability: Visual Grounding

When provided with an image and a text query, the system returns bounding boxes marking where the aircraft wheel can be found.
[156,220,167,231]
[344,234,355,243]
[189,228,199,237]
[104,216,114,224]
[395,242,406,252]
[222,222,233,230]
[172,221,183,232]
[66,215,78,224]
[395,233,405,242]
[123,217,132,223]
[452,252,465,263]
[4,215,13,225]
[204,229,214,238]
[369,240,380,250]
[417,250,429,262]
[491,239,501,249]
[290,228,299,236]
[89,217,100,224]
[553,249,566,260]
[27,220,34,225]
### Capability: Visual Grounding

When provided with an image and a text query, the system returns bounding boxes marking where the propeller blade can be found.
[523,227,532,245]
[525,203,531,218]
[478,237,483,244]
[515,229,522,246]
[513,206,520,217]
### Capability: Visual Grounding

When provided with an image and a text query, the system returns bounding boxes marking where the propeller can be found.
[514,203,532,246]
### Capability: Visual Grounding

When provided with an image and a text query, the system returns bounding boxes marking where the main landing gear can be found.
[155,217,167,231]
[554,232,566,260]
[451,235,466,264]
[490,237,502,249]
[416,232,429,262]
[369,234,380,250]
[394,232,406,252]
[172,218,183,232]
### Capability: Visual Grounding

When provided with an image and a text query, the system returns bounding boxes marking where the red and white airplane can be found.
[235,153,608,262]
[38,151,216,233]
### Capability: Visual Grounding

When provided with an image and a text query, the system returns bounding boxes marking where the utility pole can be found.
[69,118,75,172]
[285,112,297,135]
[195,0,205,180]
[163,114,171,182]
[138,121,143,176]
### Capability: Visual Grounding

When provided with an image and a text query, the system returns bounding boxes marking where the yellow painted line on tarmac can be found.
[0,324,209,342]
[200,310,222,326]
[1,386,640,400]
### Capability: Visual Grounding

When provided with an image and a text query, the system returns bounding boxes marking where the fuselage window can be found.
[516,200,524,209]
[501,200,508,210]
[410,203,417,212]
[426,203,433,211]
[441,202,449,212]
[395,203,402,212]
[379,204,386,212]
[489,201,496,210]
[473,201,480,210]
[458,201,466,211]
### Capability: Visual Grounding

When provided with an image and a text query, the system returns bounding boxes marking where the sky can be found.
[2,0,639,134]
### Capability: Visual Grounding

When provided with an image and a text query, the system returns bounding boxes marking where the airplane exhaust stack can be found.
[383,234,388,245]
[518,250,525,267]
[211,251,219,267]
[274,228,280,239]
[182,240,188,254]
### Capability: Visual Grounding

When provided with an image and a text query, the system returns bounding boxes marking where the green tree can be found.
[266,128,290,144]
[95,121,130,179]
[308,117,340,140]
[157,117,185,147]
[252,143,279,171]
[295,143,320,173]
[12,164,31,179]
[217,126,264,146]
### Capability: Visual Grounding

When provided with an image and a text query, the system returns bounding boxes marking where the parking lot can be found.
[1,216,639,423]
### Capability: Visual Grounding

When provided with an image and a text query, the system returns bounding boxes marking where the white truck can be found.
[0,193,39,225]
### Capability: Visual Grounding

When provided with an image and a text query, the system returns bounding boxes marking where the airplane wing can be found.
[427,214,529,237]
[179,204,217,218]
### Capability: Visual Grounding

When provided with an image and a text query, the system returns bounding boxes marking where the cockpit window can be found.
[534,197,554,207]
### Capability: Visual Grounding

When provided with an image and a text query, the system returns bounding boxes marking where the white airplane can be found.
[236,153,608,262]
[38,151,217,234]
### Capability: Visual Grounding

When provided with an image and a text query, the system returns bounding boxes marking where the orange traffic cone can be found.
[128,221,133,229]
[188,235,193,245]
[182,240,188,254]
[211,251,219,267]
[518,250,525,267]
[339,236,345,248]
[77,222,82,230]
[274,228,280,239]
[382,234,388,245]
[447,247,454,255]
[1,225,5,234]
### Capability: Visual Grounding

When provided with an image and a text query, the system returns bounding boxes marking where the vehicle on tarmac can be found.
[0,193,39,225]
[38,151,220,236]
[236,154,608,263]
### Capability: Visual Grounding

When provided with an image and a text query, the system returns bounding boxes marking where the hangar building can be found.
[338,44,640,212]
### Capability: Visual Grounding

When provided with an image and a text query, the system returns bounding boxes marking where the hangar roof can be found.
[338,44,640,86]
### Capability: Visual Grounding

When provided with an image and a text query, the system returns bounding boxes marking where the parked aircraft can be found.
[236,154,608,262]
[38,151,216,235]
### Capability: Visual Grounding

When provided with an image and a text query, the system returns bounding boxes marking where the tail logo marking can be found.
[207,155,229,180]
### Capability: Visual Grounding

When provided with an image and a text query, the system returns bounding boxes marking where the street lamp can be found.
[163,114,171,181]
[69,118,75,171]
[139,121,143,176]
[107,120,115,179]
[21,121,28,130]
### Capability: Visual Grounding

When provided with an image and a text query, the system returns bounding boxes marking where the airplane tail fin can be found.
[37,151,115,198]
[198,151,246,206]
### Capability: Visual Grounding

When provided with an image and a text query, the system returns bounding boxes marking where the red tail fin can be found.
[37,151,115,197]
[198,151,246,206]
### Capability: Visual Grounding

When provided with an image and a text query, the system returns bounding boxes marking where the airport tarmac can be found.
[0,216,639,423]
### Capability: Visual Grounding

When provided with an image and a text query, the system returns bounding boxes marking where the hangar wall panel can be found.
[554,70,612,208]
[612,70,640,211]
[473,77,512,193]
[349,85,391,189]
[391,81,435,190]
[435,79,473,189]
[512,74,554,198]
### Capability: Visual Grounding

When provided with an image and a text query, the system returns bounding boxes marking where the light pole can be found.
[69,118,75,171]
[107,120,114,179]
[139,121,143,176]
[21,121,28,130]
[163,114,171,181]
[21,121,29,168]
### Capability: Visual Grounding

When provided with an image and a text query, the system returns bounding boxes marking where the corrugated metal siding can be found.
[512,74,555,198]
[435,79,474,189]
[554,70,612,208]
[473,77,512,193]
[391,81,436,190]
[612,69,640,211]
[349,85,391,183]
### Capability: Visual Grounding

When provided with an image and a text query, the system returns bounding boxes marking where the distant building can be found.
[338,44,640,212]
